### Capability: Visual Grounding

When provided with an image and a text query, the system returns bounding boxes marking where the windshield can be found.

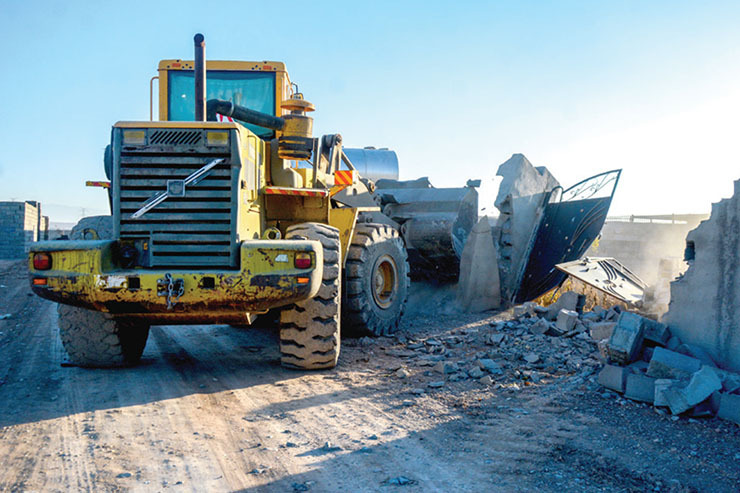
[168,70,276,137]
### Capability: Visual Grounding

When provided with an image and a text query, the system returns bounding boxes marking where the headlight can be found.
[122,130,146,145]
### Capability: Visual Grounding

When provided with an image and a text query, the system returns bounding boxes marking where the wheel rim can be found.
[372,254,398,309]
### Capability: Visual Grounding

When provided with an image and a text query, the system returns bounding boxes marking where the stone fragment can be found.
[598,365,628,393]
[592,305,607,317]
[476,359,502,373]
[590,322,616,341]
[530,318,551,335]
[428,381,445,388]
[523,353,540,364]
[456,217,501,312]
[486,333,506,346]
[678,344,717,367]
[468,367,485,379]
[683,365,722,406]
[665,335,682,351]
[395,368,410,379]
[718,393,740,425]
[556,309,578,332]
[715,369,740,393]
[663,386,692,415]
[654,379,676,407]
[647,347,702,379]
[625,373,656,403]
[479,375,494,385]
[691,391,722,418]
[597,340,610,361]
[640,318,670,346]
[433,361,459,374]
[545,291,583,320]
[627,361,649,373]
[606,312,645,364]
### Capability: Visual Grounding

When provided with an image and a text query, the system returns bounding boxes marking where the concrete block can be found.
[544,291,584,320]
[530,318,551,335]
[647,347,702,379]
[589,322,616,341]
[715,369,740,394]
[678,343,717,367]
[691,391,722,418]
[606,312,645,364]
[663,386,692,415]
[683,365,722,407]
[556,309,578,332]
[592,305,607,318]
[665,335,682,351]
[642,318,671,346]
[456,217,501,312]
[598,364,628,393]
[654,379,676,407]
[625,373,656,403]
[717,393,740,425]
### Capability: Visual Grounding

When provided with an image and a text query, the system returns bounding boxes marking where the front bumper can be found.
[29,239,322,323]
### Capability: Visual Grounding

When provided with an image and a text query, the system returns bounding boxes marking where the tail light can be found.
[33,253,52,270]
[294,253,312,269]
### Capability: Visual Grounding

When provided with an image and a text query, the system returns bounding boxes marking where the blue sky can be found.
[1,1,739,222]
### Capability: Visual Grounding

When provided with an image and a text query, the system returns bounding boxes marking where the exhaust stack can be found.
[194,33,206,122]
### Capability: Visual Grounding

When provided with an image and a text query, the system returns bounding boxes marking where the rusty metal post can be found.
[194,33,206,122]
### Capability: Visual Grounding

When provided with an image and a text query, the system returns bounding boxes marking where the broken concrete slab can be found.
[718,393,740,425]
[691,391,722,418]
[647,347,702,379]
[556,309,578,332]
[494,153,560,302]
[654,379,675,407]
[545,291,583,320]
[663,179,740,372]
[530,318,551,335]
[598,365,628,393]
[642,318,671,347]
[625,373,656,403]
[456,217,501,312]
[606,312,645,364]
[589,322,616,341]
[683,365,722,407]
[663,386,692,415]
[677,343,717,367]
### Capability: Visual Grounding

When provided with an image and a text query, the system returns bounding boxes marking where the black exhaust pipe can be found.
[206,99,285,131]
[194,33,206,122]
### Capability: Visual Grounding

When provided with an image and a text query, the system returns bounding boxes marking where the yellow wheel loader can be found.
[29,34,417,370]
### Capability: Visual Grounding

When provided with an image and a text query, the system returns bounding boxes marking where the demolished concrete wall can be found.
[494,154,559,302]
[663,180,740,371]
[0,201,47,259]
[456,217,501,312]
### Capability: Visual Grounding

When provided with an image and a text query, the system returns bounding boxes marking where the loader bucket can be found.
[374,178,478,280]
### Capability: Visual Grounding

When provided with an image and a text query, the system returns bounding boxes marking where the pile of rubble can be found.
[597,310,740,424]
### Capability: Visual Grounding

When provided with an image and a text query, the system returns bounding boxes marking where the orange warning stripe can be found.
[334,170,356,186]
[263,186,329,197]
[86,181,111,189]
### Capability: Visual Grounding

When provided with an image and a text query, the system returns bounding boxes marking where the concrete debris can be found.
[589,322,616,342]
[718,393,740,425]
[592,308,740,424]
[663,179,740,371]
[606,312,645,365]
[646,347,701,380]
[545,291,584,321]
[625,373,657,403]
[456,217,501,312]
[598,365,628,393]
[555,309,579,332]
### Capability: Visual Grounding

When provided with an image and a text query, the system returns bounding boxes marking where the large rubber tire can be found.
[343,223,410,336]
[69,216,113,240]
[279,223,341,370]
[57,304,150,367]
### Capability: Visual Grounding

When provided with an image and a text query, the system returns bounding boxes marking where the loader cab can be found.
[157,60,292,138]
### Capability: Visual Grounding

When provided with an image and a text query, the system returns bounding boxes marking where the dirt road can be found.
[0,260,738,492]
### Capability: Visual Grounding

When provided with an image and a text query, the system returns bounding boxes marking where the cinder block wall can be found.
[0,201,45,259]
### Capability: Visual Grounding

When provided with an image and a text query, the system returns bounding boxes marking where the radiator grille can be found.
[149,129,203,146]
[117,151,236,269]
